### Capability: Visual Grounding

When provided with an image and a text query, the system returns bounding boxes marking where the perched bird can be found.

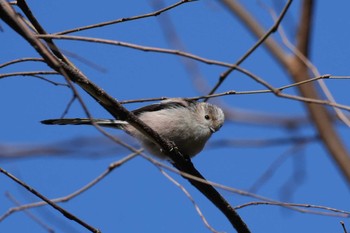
[41,98,225,159]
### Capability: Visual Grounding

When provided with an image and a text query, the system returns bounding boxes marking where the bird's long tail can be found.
[41,118,127,129]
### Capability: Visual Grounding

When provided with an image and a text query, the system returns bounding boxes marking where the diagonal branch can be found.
[0,167,101,233]
[289,0,350,184]
[211,0,292,96]
[55,0,195,35]
[0,1,250,232]
[221,0,350,184]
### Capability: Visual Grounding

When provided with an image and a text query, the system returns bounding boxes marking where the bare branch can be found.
[248,143,306,193]
[0,71,58,79]
[0,57,44,68]
[0,152,139,221]
[235,201,350,217]
[266,3,350,127]
[3,148,349,225]
[219,0,289,67]
[158,169,221,233]
[0,167,101,233]
[0,2,251,232]
[0,71,69,86]
[140,153,350,218]
[290,0,350,183]
[56,0,196,35]
[211,0,292,96]
[5,192,55,233]
[220,0,350,183]
[1,1,349,232]
[341,221,348,233]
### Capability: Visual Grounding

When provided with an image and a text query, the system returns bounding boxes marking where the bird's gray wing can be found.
[132,98,195,116]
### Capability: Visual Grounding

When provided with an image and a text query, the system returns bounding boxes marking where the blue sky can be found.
[1,1,349,233]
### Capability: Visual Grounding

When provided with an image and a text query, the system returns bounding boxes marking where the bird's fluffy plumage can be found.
[41,98,224,159]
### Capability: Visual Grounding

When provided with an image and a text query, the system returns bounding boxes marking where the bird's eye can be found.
[205,114,210,120]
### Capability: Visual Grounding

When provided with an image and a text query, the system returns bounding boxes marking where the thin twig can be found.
[0,152,140,221]
[291,0,350,183]
[158,168,221,233]
[266,4,350,127]
[235,201,350,217]
[0,2,251,230]
[219,0,289,68]
[60,94,77,118]
[16,0,100,129]
[248,143,306,193]
[0,2,143,232]
[0,57,44,68]
[17,0,66,61]
[34,35,350,112]
[139,153,350,218]
[2,149,349,221]
[190,75,350,112]
[150,0,211,94]
[208,0,293,97]
[0,167,101,233]
[0,71,58,79]
[5,192,55,233]
[341,221,348,233]
[222,0,350,183]
[56,0,195,35]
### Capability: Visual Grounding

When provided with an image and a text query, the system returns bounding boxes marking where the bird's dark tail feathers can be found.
[41,118,127,129]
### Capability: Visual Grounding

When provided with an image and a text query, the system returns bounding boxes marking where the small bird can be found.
[41,98,225,159]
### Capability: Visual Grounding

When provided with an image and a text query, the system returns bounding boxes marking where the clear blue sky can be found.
[1,1,349,233]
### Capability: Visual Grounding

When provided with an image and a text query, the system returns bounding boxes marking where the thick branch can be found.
[0,1,250,232]
[291,0,350,183]
[221,0,350,184]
